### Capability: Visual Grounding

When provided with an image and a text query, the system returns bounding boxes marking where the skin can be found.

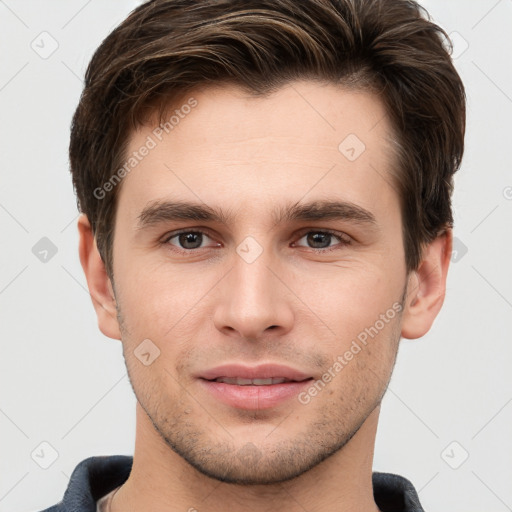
[78,80,452,512]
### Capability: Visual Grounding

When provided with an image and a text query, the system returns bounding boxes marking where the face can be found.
[110,81,408,484]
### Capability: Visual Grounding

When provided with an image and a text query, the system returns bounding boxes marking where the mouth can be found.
[198,376,315,410]
[203,377,313,386]
[196,363,315,409]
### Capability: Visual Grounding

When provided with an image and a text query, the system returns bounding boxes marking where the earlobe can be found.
[400,228,453,340]
[77,213,121,341]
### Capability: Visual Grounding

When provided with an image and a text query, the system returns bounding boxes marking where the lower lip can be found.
[198,379,313,410]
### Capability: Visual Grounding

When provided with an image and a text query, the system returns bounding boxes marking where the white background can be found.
[0,1,511,511]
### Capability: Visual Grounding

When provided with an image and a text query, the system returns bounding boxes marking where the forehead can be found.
[117,81,399,226]
[145,81,392,158]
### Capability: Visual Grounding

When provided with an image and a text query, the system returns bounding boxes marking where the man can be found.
[40,0,465,510]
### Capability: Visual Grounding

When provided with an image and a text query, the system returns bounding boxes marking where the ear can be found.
[77,213,121,340]
[401,228,453,339]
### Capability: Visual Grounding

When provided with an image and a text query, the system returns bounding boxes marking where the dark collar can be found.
[39,455,424,512]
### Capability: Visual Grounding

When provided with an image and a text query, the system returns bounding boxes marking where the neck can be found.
[112,403,382,512]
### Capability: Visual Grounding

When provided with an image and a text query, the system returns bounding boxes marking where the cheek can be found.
[324,309,402,401]
[115,261,213,351]
[294,262,400,333]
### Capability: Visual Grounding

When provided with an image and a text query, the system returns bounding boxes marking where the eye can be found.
[162,230,219,251]
[293,230,351,251]
[160,228,351,254]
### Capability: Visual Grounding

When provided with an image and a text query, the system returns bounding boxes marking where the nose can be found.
[212,247,294,342]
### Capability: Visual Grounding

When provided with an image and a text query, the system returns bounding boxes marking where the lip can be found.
[198,379,313,410]
[196,363,314,410]
[197,363,312,381]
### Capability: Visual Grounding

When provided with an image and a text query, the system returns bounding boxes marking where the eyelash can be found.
[161,228,352,254]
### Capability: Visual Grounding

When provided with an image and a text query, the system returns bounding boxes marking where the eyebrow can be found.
[136,198,379,231]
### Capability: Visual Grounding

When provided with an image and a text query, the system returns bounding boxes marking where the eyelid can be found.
[293,227,351,241]
[161,228,218,246]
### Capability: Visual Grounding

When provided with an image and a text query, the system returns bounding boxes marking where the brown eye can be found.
[294,230,351,251]
[176,232,204,249]
[163,230,217,251]
[305,232,332,249]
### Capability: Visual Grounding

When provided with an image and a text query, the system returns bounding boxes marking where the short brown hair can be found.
[70,0,465,279]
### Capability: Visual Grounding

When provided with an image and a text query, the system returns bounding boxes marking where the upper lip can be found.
[198,363,312,382]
